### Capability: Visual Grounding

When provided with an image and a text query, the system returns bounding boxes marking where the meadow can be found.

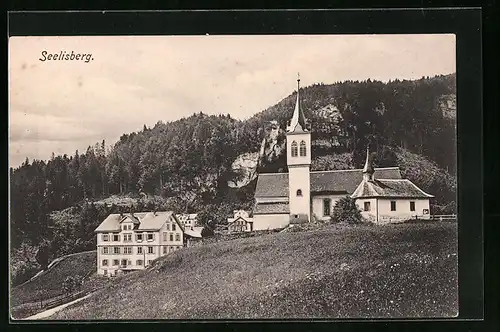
[47,221,458,320]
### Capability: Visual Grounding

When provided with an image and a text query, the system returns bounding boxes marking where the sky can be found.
[9,34,456,168]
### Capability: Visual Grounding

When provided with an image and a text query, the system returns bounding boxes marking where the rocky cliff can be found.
[228,120,286,188]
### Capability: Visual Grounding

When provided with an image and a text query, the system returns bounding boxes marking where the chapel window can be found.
[323,198,331,216]
[300,140,307,156]
[291,141,298,157]
[296,189,302,197]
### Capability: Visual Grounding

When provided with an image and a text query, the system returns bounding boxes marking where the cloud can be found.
[8,34,456,167]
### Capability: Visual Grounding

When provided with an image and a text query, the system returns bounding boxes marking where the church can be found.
[252,76,434,230]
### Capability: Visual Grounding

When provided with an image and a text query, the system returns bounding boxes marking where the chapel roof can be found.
[253,202,290,215]
[254,167,403,198]
[351,179,434,199]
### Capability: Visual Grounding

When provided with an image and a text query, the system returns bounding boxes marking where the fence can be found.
[430,214,457,222]
[43,290,86,310]
[38,286,100,310]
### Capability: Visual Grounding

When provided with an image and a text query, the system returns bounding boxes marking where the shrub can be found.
[10,243,41,287]
[73,275,84,291]
[201,226,215,238]
[330,196,364,224]
[35,241,50,271]
[62,276,75,294]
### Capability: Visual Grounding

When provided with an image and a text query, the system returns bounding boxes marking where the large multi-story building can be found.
[94,211,184,276]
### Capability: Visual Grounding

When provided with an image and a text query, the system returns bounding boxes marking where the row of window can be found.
[120,223,178,232]
[362,201,416,212]
[320,199,419,216]
[101,233,149,242]
[101,246,183,267]
[101,245,183,255]
[102,259,150,267]
[291,140,307,157]
[101,232,181,242]
[102,246,151,255]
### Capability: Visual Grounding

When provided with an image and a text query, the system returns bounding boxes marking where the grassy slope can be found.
[11,251,98,308]
[49,222,457,320]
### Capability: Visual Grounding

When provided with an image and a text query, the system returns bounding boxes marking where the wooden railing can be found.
[44,290,86,309]
[430,214,457,221]
[42,285,103,310]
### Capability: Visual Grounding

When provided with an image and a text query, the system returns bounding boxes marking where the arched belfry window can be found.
[300,140,307,156]
[291,141,298,157]
[296,189,302,197]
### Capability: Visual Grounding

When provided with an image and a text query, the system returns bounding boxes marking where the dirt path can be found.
[23,293,92,320]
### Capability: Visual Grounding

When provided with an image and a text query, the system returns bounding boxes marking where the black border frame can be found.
[6,7,486,331]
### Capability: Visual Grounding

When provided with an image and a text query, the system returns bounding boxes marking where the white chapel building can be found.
[252,76,434,230]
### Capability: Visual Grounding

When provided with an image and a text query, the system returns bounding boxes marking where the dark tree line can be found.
[249,74,456,172]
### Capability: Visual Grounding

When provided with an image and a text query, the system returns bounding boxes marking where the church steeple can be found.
[286,73,311,223]
[287,73,308,133]
[363,145,375,182]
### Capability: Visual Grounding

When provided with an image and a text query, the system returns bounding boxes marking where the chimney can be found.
[362,145,374,182]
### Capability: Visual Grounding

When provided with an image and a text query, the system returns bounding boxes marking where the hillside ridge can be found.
[46,222,458,320]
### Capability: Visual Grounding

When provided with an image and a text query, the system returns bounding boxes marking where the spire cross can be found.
[297,72,300,89]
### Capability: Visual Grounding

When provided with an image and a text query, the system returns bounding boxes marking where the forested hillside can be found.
[10,73,456,285]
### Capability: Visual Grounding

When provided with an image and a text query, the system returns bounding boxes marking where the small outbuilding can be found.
[227,210,254,233]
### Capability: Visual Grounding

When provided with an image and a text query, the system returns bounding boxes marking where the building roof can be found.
[228,216,254,224]
[254,202,290,215]
[138,211,174,230]
[184,227,203,238]
[254,167,402,198]
[121,213,147,224]
[351,179,434,199]
[255,173,289,197]
[94,211,179,233]
[286,77,308,133]
[362,146,374,175]
[94,214,124,232]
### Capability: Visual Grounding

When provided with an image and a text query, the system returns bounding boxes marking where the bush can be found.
[201,226,215,238]
[35,241,50,271]
[62,276,76,294]
[10,263,40,287]
[330,196,364,224]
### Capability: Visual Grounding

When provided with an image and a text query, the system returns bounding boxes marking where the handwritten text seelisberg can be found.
[39,50,93,63]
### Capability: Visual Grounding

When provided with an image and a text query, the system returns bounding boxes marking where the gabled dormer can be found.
[119,213,139,231]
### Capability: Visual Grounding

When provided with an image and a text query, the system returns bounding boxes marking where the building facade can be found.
[351,149,433,223]
[176,213,198,229]
[95,211,184,277]
[227,210,254,233]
